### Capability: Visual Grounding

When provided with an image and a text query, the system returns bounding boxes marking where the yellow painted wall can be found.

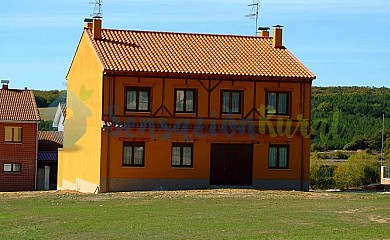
[58,31,104,192]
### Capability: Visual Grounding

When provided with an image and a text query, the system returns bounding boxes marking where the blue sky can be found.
[0,0,389,90]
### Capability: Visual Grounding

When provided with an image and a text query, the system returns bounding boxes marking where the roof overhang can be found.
[0,120,40,123]
[103,70,315,83]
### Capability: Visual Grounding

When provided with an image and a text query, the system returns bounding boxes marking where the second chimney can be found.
[1,80,10,90]
[84,18,93,29]
[273,25,284,48]
[93,17,102,40]
[258,27,270,37]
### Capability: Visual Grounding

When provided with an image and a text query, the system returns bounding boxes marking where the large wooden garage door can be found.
[210,144,253,185]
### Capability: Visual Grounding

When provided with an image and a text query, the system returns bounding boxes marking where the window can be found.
[175,89,197,113]
[221,90,242,114]
[268,145,289,169]
[4,127,22,143]
[123,142,145,167]
[126,87,151,112]
[172,143,193,167]
[266,92,290,115]
[3,163,21,172]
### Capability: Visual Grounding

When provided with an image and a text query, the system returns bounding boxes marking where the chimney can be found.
[273,25,284,48]
[1,80,10,90]
[257,27,270,37]
[84,18,93,29]
[92,17,102,40]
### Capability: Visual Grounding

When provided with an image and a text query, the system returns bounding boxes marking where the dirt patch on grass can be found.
[1,189,387,202]
[369,216,389,224]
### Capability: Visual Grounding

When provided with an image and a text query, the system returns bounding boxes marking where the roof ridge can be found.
[100,28,270,40]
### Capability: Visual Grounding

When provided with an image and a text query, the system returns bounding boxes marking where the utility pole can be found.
[381,114,385,166]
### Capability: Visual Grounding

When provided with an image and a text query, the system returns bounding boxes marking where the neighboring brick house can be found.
[37,131,63,190]
[0,81,40,191]
[58,18,315,193]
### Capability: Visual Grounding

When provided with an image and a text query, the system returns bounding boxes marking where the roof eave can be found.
[103,70,315,82]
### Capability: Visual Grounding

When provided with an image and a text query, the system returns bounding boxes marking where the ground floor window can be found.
[172,143,193,167]
[3,163,21,172]
[123,142,145,167]
[268,145,289,169]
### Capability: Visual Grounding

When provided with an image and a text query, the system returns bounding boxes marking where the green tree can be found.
[39,120,54,131]
[343,136,370,151]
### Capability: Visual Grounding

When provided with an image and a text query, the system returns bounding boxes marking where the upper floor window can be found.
[268,145,289,169]
[123,142,145,167]
[126,87,151,112]
[4,127,22,143]
[172,143,193,167]
[267,92,290,116]
[3,163,21,172]
[175,89,196,113]
[221,90,242,114]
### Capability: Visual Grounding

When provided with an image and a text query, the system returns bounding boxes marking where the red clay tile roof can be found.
[38,131,63,151]
[38,131,63,144]
[86,28,315,79]
[0,89,40,121]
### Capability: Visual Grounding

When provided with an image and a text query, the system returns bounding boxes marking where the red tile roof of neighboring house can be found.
[38,131,63,151]
[0,89,40,121]
[86,28,316,79]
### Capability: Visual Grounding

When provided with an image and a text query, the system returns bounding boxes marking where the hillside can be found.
[33,90,66,108]
[311,86,390,151]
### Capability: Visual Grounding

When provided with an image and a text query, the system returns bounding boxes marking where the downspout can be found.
[106,132,110,192]
[105,74,114,192]
[300,82,305,191]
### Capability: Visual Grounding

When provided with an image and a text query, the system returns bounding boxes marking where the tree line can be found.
[311,86,390,152]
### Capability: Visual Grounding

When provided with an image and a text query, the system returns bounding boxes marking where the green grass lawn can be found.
[0,189,389,239]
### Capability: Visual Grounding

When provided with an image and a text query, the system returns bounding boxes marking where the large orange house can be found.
[58,18,316,193]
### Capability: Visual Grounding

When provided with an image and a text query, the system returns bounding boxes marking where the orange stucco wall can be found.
[100,75,312,191]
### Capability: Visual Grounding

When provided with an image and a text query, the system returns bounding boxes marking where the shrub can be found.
[333,151,380,189]
[310,154,336,190]
[335,151,348,159]
[310,143,327,152]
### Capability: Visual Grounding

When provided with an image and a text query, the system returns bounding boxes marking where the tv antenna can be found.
[89,0,103,18]
[246,0,260,36]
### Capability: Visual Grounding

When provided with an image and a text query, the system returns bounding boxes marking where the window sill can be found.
[171,166,194,169]
[221,114,242,119]
[4,142,22,144]
[125,112,151,116]
[266,115,291,119]
[174,112,196,117]
[122,166,145,168]
[268,168,290,171]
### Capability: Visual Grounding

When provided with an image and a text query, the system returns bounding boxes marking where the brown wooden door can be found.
[210,144,253,185]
